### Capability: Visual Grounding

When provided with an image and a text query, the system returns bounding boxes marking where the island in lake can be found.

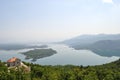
[21,48,57,61]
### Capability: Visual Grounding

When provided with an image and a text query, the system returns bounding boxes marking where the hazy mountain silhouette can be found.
[63,34,120,57]
[0,44,47,50]
[63,34,120,46]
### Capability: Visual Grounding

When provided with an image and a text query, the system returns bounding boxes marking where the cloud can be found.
[102,0,113,4]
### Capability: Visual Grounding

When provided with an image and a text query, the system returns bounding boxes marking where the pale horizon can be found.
[0,0,120,43]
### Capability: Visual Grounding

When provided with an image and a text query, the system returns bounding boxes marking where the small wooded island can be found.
[21,48,57,61]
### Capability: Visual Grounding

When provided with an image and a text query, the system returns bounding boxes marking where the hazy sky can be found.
[0,0,120,43]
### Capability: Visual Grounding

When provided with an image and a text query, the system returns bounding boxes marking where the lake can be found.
[0,44,119,66]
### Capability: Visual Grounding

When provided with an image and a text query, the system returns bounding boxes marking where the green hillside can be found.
[0,59,120,80]
[73,40,120,57]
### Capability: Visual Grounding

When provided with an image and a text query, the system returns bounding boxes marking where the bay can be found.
[0,44,119,66]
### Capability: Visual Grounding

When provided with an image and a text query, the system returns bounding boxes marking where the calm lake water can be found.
[0,44,119,66]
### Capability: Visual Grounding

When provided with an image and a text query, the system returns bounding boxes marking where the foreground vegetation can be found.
[0,59,120,80]
[21,48,57,61]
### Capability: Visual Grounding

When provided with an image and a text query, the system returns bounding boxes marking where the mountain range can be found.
[63,34,120,57]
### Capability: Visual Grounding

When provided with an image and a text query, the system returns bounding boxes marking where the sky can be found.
[0,0,120,43]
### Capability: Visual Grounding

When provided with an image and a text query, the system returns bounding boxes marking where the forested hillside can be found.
[63,34,120,57]
[0,59,120,80]
[72,40,120,57]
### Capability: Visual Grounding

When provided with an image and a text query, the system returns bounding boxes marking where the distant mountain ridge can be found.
[0,44,48,50]
[63,34,120,46]
[63,34,120,57]
[73,40,120,57]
